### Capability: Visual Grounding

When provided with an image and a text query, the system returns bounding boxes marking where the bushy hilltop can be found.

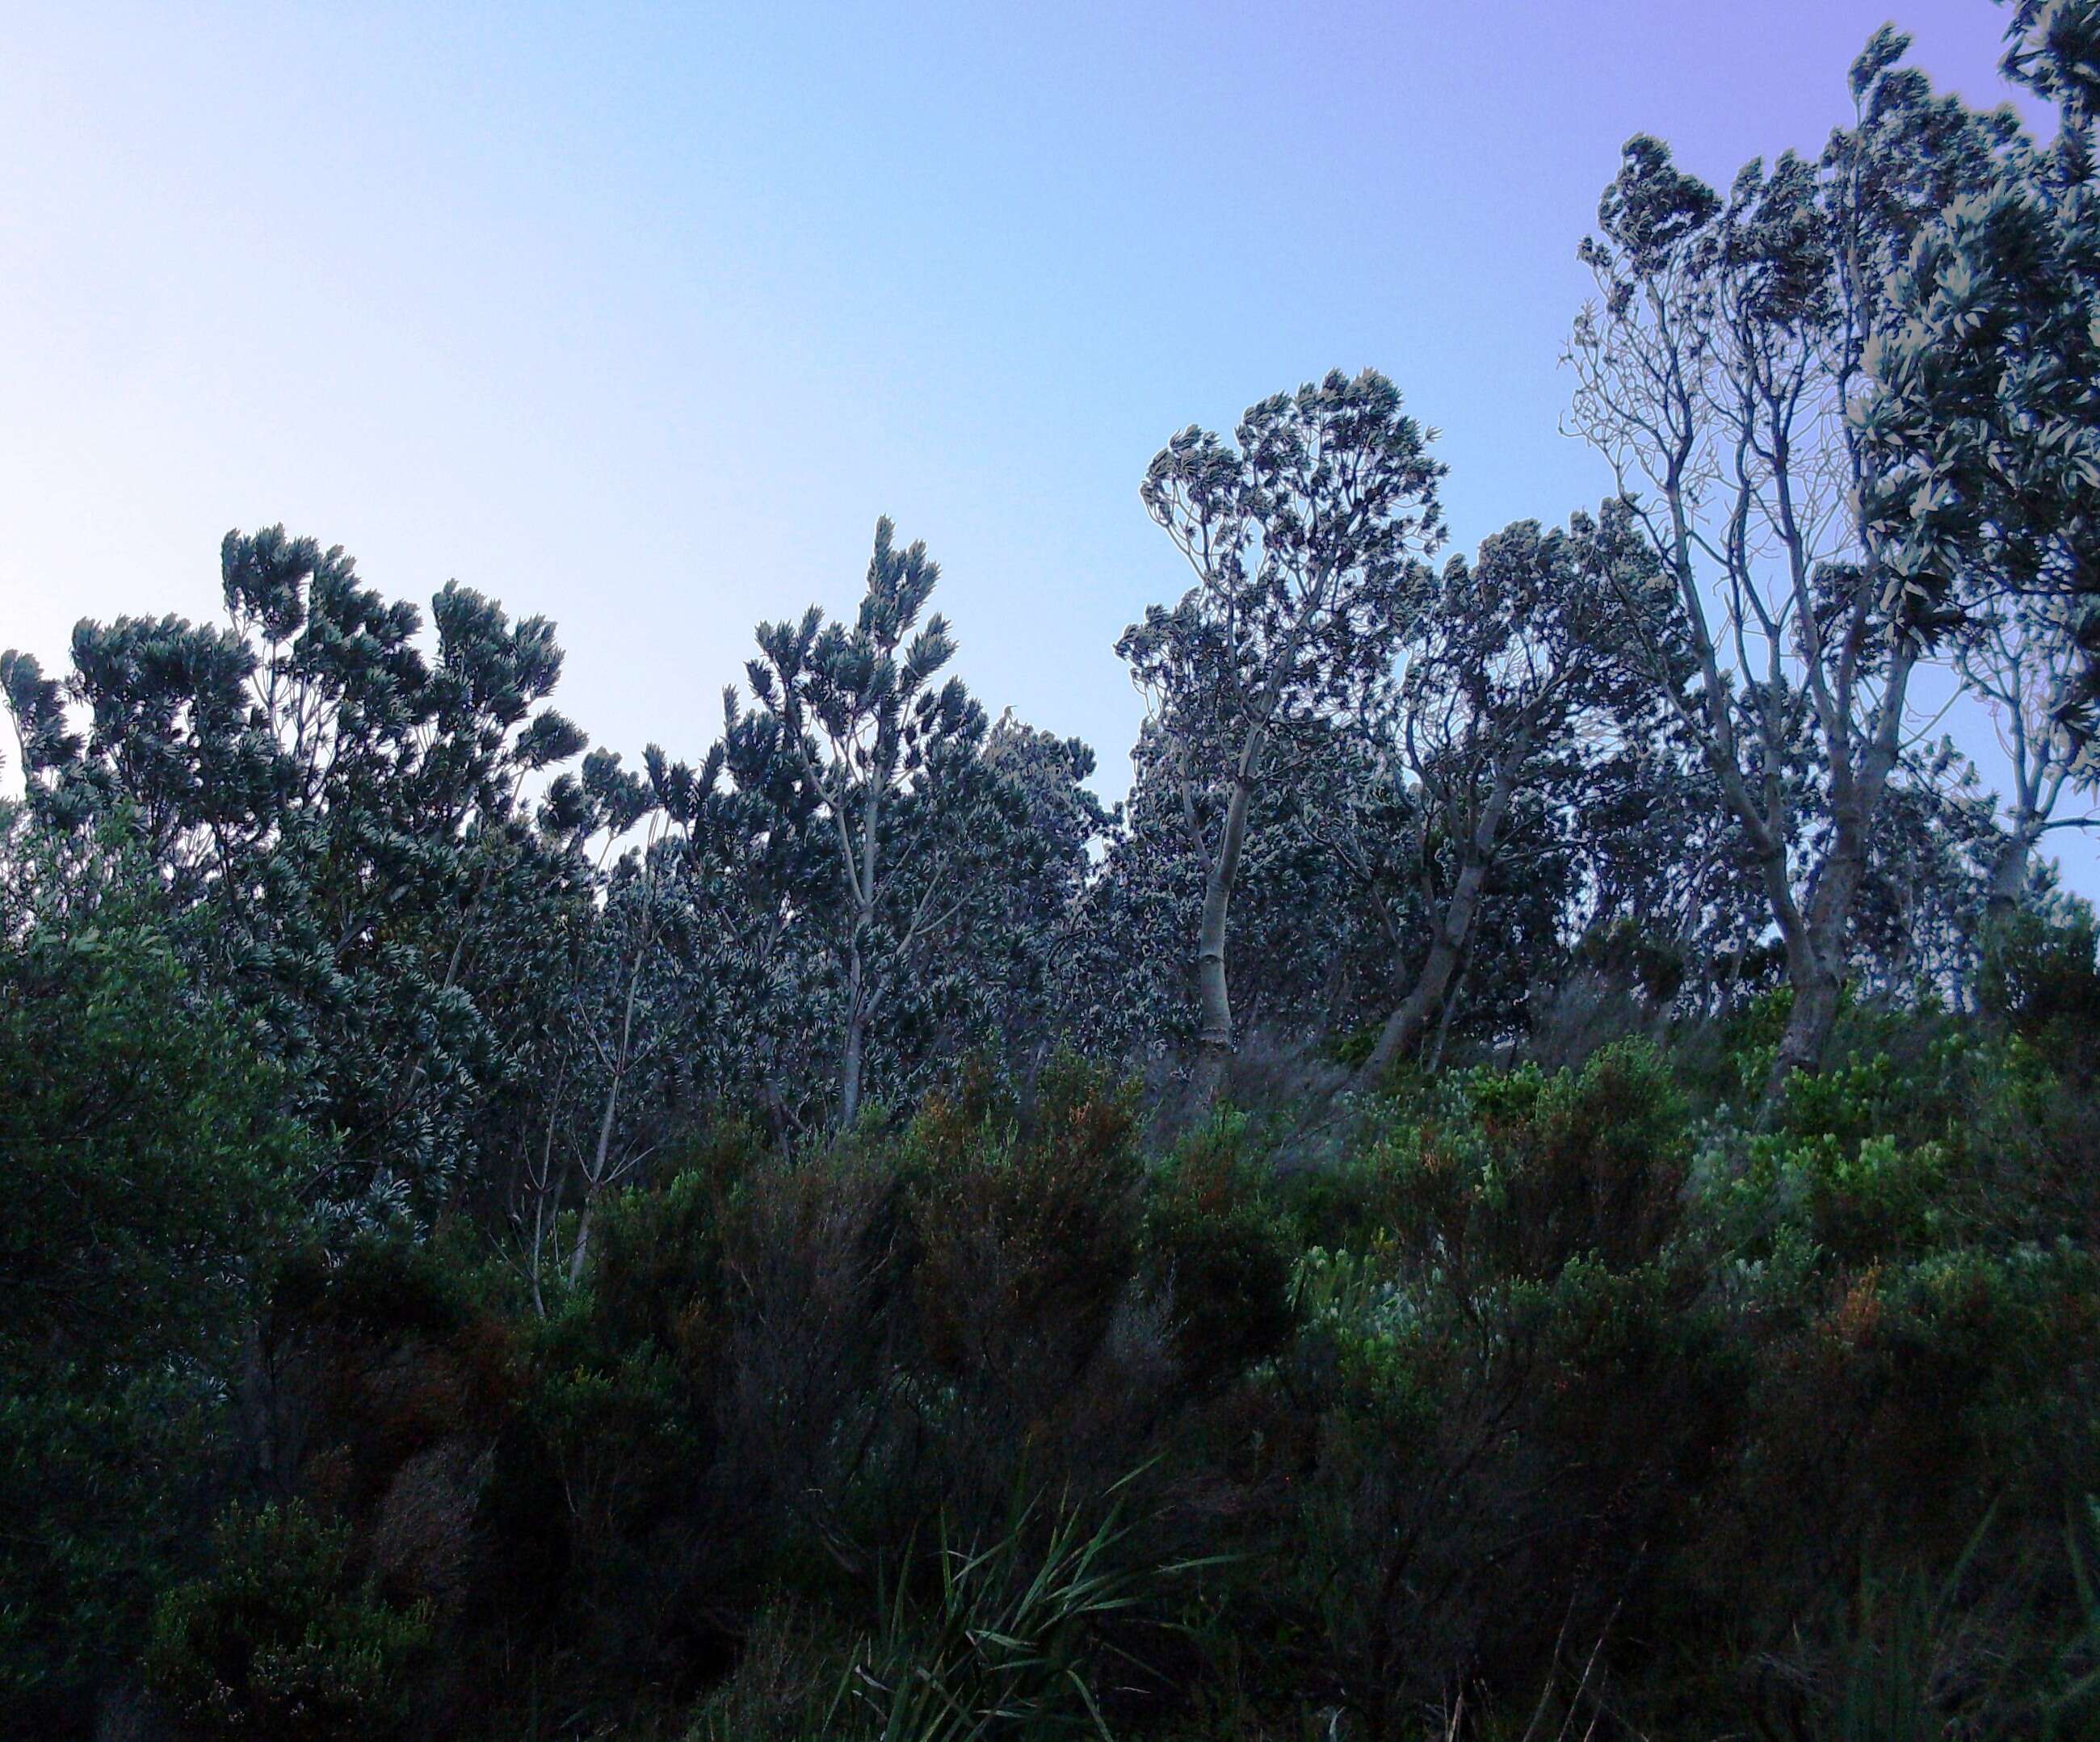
[7,9,2100,1740]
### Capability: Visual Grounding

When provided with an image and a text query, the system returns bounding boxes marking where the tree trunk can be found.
[1766,818,1873,1097]
[1987,822,2041,913]
[840,1014,866,1128]
[1350,752,1523,1093]
[839,927,869,1127]
[1770,962,1842,1094]
[1189,773,1255,1107]
[1351,859,1485,1089]
[568,1192,597,1287]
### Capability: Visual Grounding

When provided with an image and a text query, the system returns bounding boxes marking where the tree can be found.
[746,518,1014,1127]
[976,711,1111,1072]
[1120,368,1444,1103]
[1329,509,1659,1086]
[1566,34,2020,1086]
[2,527,592,1212]
[514,745,710,1295]
[1957,595,2097,909]
[1857,2,2100,770]
[1850,5,2100,883]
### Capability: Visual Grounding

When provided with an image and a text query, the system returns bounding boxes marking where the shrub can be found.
[1144,1115,1298,1391]
[907,1056,1144,1396]
[145,1501,431,1741]
[0,843,316,1725]
[1979,909,2100,1073]
[1365,1040,1690,1286]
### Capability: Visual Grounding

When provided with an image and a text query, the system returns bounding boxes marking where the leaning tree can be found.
[1332,506,1664,1088]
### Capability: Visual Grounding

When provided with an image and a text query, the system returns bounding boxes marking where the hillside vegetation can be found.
[8,7,2100,1738]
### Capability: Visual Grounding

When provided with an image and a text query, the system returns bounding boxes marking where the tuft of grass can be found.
[830,1468,1218,1742]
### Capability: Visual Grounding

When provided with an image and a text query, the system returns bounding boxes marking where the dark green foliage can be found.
[1144,1115,1299,1391]
[1980,909,2100,1074]
[908,1056,1145,1392]
[6,912,2098,1736]
[145,1502,432,1741]
[0,816,316,1727]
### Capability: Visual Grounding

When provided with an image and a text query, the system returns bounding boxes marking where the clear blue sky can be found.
[2,1,2092,892]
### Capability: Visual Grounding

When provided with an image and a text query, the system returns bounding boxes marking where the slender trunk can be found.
[839,943,868,1127]
[568,1194,597,1287]
[572,891,651,1283]
[1766,637,1917,1094]
[1352,749,1525,1091]
[1189,772,1255,1106]
[1352,863,1484,1089]
[569,1064,624,1287]
[527,1080,561,1317]
[1426,938,1472,1073]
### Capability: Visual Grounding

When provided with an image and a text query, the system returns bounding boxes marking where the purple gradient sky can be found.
[2,2,2092,892]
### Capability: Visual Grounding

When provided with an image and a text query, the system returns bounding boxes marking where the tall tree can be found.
[976,711,1111,1072]
[1339,508,1660,1086]
[1120,368,1443,1103]
[1566,33,2019,1085]
[747,518,1010,1127]
[1852,4,2100,885]
[2,527,590,1211]
[1958,596,2098,908]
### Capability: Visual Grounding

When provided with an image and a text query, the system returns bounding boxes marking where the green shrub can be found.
[1979,909,2100,1072]
[1145,1119,1298,1391]
[908,1056,1144,1389]
[1367,1040,1690,1285]
[145,1502,431,1741]
[0,838,317,1723]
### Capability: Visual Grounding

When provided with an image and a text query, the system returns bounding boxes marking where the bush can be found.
[145,1502,431,1741]
[0,834,317,1725]
[907,1055,1144,1398]
[1979,909,2100,1072]
[1144,1114,1299,1391]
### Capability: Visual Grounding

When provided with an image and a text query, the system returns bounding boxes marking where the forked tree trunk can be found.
[1350,749,1525,1092]
[1764,762,1884,1098]
[1351,846,1494,1089]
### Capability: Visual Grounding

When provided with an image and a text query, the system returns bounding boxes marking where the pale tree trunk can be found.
[1187,772,1254,1106]
[1623,462,1917,1096]
[1764,828,1864,1095]
[1988,823,2043,914]
[567,1071,621,1287]
[839,946,869,1127]
[1182,564,1333,1110]
[1766,640,1914,1093]
[569,892,653,1286]
[834,733,888,1130]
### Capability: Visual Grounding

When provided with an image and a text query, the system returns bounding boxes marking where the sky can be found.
[2,0,2094,893]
